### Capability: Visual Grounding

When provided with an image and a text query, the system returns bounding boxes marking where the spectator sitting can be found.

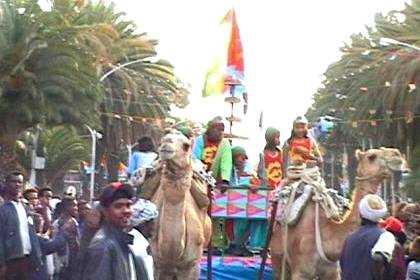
[127,137,158,179]
[407,236,420,280]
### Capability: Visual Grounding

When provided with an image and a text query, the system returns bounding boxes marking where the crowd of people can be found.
[0,172,156,280]
[0,114,419,280]
[340,194,420,280]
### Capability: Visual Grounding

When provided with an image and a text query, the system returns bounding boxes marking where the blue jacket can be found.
[407,261,420,280]
[0,201,42,271]
[340,224,384,280]
[79,223,149,280]
[29,233,67,280]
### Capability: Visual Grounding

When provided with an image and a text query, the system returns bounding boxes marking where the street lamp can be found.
[85,125,102,203]
[99,57,160,82]
[379,37,420,52]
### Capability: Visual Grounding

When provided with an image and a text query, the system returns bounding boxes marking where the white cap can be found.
[64,186,77,198]
[359,194,388,222]
[294,116,309,125]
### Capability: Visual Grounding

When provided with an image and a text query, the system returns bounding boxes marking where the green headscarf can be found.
[206,116,224,131]
[232,146,248,159]
[265,127,280,142]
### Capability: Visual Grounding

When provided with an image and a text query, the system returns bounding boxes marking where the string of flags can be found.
[101,112,167,127]
[328,111,419,127]
[325,81,417,97]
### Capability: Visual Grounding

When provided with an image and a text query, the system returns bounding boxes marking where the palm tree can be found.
[0,0,101,175]
[61,1,189,180]
[307,0,420,200]
[16,126,89,191]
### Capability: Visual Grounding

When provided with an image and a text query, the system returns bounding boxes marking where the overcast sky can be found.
[111,0,407,162]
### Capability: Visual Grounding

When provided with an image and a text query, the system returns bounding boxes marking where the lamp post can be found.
[99,58,159,82]
[379,37,420,52]
[85,125,102,203]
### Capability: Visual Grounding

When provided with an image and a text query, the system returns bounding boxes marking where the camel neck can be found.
[159,188,187,261]
[343,177,382,227]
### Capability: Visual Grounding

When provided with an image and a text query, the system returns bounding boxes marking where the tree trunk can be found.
[0,133,25,180]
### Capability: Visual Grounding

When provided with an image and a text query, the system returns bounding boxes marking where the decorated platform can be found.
[199,256,273,280]
[211,187,271,219]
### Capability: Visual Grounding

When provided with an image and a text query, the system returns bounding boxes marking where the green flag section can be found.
[202,9,245,97]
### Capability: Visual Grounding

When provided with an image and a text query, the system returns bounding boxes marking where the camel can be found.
[149,130,212,280]
[270,147,408,280]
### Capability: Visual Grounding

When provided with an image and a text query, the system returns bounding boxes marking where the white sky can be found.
[111,0,407,162]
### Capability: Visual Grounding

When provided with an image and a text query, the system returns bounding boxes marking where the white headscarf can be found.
[359,194,388,222]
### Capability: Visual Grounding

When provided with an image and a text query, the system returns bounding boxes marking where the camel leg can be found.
[176,264,200,280]
[271,255,292,280]
[154,267,175,280]
[318,266,340,280]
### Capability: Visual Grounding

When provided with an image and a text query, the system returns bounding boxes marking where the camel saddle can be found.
[275,165,350,226]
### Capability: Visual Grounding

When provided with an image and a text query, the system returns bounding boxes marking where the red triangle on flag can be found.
[248,191,266,202]
[247,204,266,217]
[227,204,246,215]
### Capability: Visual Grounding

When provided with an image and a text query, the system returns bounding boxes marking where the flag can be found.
[203,9,246,97]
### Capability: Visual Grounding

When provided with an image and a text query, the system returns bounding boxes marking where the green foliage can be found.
[17,126,89,189]
[405,147,420,201]
[307,0,420,199]
[0,0,101,136]
[0,0,189,181]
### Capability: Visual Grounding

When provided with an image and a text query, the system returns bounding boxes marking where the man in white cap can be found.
[340,194,396,280]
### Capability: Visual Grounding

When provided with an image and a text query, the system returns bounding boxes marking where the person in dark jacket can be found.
[29,213,74,280]
[340,194,396,280]
[80,182,148,280]
[406,236,420,280]
[52,197,79,280]
[0,172,43,280]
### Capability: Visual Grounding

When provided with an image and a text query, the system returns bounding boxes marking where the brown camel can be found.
[150,130,212,280]
[270,147,408,279]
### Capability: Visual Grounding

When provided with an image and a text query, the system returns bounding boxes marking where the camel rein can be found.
[280,182,337,280]
[281,182,298,280]
[314,200,338,265]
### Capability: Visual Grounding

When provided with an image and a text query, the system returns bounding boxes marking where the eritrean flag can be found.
[202,9,246,97]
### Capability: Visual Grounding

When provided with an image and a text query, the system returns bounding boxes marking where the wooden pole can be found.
[330,153,335,189]
[257,200,279,280]
[207,185,213,280]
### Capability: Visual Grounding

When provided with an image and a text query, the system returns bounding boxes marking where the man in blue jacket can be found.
[80,183,149,280]
[0,171,43,279]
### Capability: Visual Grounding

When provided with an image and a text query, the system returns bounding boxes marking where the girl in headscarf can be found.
[258,127,284,190]
[285,116,323,167]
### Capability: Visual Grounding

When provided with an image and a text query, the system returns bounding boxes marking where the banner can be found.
[211,187,270,219]
[203,9,246,98]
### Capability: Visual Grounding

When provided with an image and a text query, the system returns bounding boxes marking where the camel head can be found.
[159,130,192,170]
[356,147,409,193]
